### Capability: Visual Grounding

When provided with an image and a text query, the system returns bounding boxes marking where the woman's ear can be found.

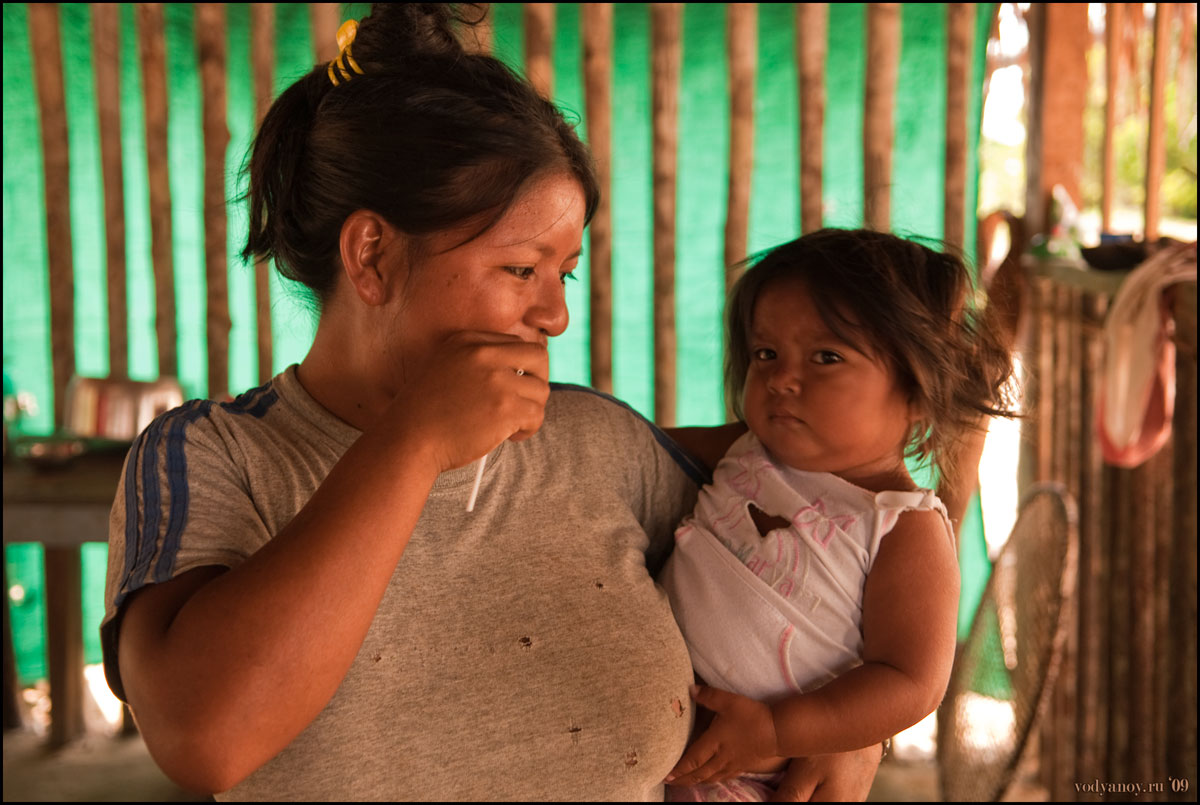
[339,210,403,307]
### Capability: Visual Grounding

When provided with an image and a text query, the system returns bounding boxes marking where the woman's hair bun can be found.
[355,3,488,62]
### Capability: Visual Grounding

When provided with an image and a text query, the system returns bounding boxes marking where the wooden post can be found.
[524,3,555,99]
[93,3,128,380]
[252,3,275,384]
[43,547,84,747]
[310,3,339,64]
[137,3,179,380]
[651,3,680,427]
[944,4,973,251]
[1144,4,1169,242]
[197,4,230,401]
[1075,294,1109,792]
[796,3,826,234]
[1024,3,1089,237]
[725,3,755,287]
[1168,282,1197,799]
[582,3,613,394]
[863,3,900,231]
[1102,4,1123,234]
[28,3,75,429]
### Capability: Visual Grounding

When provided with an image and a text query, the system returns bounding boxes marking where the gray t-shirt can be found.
[101,366,706,800]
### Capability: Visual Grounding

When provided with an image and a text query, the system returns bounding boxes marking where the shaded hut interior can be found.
[3,3,1196,801]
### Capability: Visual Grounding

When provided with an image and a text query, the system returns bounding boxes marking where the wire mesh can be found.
[938,483,1079,801]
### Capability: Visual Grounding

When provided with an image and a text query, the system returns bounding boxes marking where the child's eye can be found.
[560,270,578,284]
[812,350,843,365]
[504,266,535,280]
[752,348,776,361]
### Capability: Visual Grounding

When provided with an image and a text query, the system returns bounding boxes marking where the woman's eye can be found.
[813,350,843,365]
[504,266,535,280]
[752,348,775,361]
[560,270,578,284]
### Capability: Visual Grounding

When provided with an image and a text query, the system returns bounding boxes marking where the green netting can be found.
[3,2,997,684]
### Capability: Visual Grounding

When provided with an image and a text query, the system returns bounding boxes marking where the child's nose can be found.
[767,364,801,395]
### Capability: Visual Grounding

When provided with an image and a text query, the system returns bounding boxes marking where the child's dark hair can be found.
[725,228,1016,482]
[240,3,599,306]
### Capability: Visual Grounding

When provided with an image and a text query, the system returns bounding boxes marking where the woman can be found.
[100,4,880,799]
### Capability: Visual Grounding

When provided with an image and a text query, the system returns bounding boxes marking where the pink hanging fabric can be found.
[1095,242,1196,468]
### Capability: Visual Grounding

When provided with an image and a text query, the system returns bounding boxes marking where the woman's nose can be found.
[527,278,569,338]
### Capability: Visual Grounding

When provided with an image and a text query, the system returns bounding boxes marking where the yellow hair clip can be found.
[327,19,365,87]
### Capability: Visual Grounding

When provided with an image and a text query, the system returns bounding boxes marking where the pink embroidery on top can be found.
[791,498,858,548]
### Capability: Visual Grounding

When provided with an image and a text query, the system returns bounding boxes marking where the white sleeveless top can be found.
[659,432,954,702]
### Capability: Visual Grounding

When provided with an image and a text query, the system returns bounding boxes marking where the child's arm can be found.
[665,508,959,785]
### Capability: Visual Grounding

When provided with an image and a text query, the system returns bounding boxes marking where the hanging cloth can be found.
[1095,242,1196,468]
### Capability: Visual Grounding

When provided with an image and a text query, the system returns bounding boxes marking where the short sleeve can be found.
[100,400,274,701]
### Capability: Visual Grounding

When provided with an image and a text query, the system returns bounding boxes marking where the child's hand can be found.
[664,684,779,787]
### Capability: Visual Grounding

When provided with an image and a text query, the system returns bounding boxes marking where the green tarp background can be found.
[3,2,995,685]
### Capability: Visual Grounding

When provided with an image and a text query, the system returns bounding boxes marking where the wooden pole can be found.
[28,3,75,429]
[1168,282,1198,796]
[93,3,128,380]
[252,3,275,384]
[197,3,230,400]
[796,3,825,234]
[1144,4,1169,242]
[651,3,680,427]
[43,547,84,747]
[1075,294,1109,794]
[137,3,178,380]
[944,4,973,251]
[863,3,900,231]
[725,2,755,288]
[310,2,339,64]
[524,3,555,99]
[1102,4,1123,234]
[582,3,613,394]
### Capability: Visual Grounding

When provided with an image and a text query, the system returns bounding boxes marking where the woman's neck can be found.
[297,315,394,432]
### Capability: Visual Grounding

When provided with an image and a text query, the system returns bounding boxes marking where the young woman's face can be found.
[741,277,916,491]
[394,171,584,350]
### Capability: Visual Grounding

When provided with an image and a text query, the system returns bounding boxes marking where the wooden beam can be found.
[28,3,75,429]
[726,2,755,286]
[1102,4,1123,234]
[252,3,275,383]
[43,547,84,747]
[196,3,230,400]
[1025,3,1089,237]
[864,3,900,231]
[524,3,555,99]
[651,2,681,427]
[93,3,128,380]
[310,3,339,64]
[1144,4,1169,241]
[944,4,973,251]
[137,3,178,380]
[796,4,826,235]
[582,3,613,394]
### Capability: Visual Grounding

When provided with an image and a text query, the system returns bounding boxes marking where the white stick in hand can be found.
[465,368,523,513]
[465,454,487,513]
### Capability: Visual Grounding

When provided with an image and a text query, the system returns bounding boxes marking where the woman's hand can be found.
[664,684,779,787]
[768,745,883,802]
[386,330,551,474]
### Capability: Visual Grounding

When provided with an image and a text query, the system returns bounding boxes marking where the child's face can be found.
[742,277,917,491]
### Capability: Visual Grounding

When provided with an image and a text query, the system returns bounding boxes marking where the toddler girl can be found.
[661,228,1015,800]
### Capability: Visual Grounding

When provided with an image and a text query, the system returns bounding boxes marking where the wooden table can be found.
[3,448,127,746]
